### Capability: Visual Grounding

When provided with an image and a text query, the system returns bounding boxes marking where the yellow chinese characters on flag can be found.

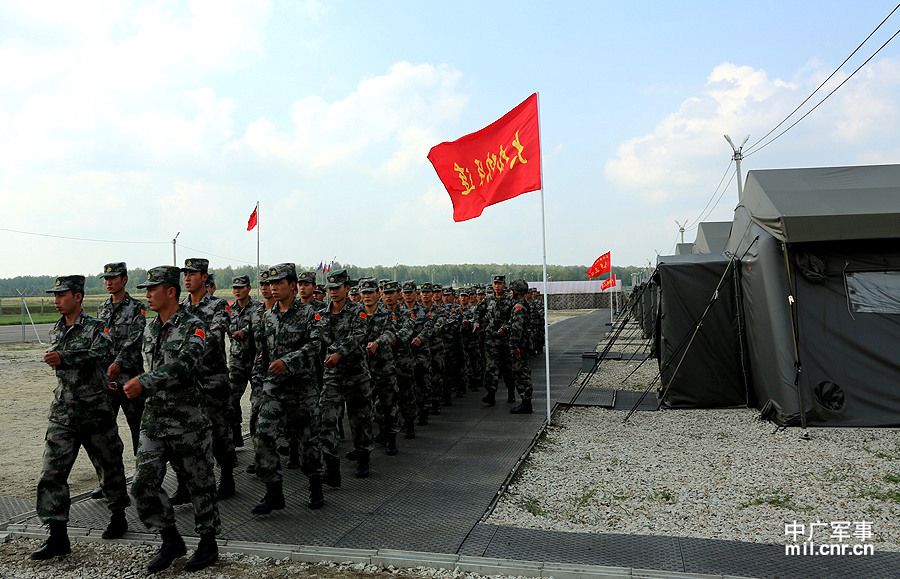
[427,93,542,222]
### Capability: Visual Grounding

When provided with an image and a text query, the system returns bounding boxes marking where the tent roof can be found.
[656,253,727,267]
[742,164,900,243]
[692,222,731,255]
[675,243,695,255]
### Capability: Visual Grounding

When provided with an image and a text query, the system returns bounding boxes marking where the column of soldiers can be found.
[32,260,546,575]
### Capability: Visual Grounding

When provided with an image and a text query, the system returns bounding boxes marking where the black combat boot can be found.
[251,481,285,515]
[232,424,244,448]
[287,444,301,469]
[431,400,441,415]
[102,509,128,540]
[146,525,186,574]
[355,450,370,478]
[386,433,398,456]
[245,461,257,474]
[482,390,496,407]
[308,475,325,509]
[417,408,429,426]
[324,454,342,488]
[183,532,218,572]
[30,521,70,560]
[507,387,516,403]
[404,420,416,439]
[169,476,191,505]
[90,487,104,500]
[373,430,387,446]
[345,449,360,461]
[510,399,533,414]
[443,391,453,406]
[216,468,235,500]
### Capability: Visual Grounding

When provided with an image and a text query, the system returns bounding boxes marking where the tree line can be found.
[0,263,645,296]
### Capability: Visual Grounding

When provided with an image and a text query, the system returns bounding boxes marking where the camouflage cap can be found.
[46,275,85,294]
[314,284,325,293]
[349,286,360,296]
[475,288,486,295]
[137,266,181,289]
[298,271,317,284]
[401,280,417,292]
[181,258,209,273]
[99,262,127,278]
[326,269,350,289]
[267,262,297,282]
[349,279,360,288]
[359,279,379,293]
[232,275,251,288]
[419,282,433,292]
[383,281,401,292]
[432,283,443,292]
[492,274,506,284]
[459,289,471,297]
[442,288,455,296]
[510,279,529,293]
[259,269,271,284]
[205,273,216,287]
[378,278,391,288]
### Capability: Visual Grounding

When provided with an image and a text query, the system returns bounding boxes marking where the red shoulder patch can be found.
[359,311,367,320]
[225,303,231,313]
[103,326,110,334]
[427,311,433,317]
[140,309,146,317]
[392,315,397,321]
[194,328,206,340]
[515,305,524,311]
[410,313,416,319]
[314,313,321,321]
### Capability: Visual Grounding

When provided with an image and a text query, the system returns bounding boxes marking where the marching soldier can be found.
[441,287,467,398]
[382,281,418,439]
[123,266,220,573]
[401,281,434,426]
[32,275,129,560]
[246,269,275,475]
[227,275,257,448]
[476,275,515,406]
[459,289,483,393]
[314,269,374,480]
[359,279,400,456]
[251,263,324,514]
[180,258,236,500]
[526,288,545,356]
[297,270,325,310]
[420,283,445,415]
[508,280,534,414]
[313,284,326,302]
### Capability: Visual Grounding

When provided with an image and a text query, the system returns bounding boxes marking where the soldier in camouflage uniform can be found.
[227,275,257,449]
[441,287,468,398]
[313,269,374,480]
[419,283,446,415]
[526,288,545,356]
[31,275,129,561]
[401,281,434,426]
[382,281,418,439]
[123,266,220,573]
[180,258,236,500]
[251,263,324,514]
[359,279,400,456]
[508,280,534,414]
[459,289,482,393]
[475,275,515,406]
[297,270,325,310]
[245,269,275,475]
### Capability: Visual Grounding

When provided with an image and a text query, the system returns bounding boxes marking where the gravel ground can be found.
[573,360,659,393]
[490,406,900,552]
[0,537,538,579]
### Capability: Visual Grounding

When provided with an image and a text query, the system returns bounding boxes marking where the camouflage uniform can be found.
[527,291,545,356]
[384,284,418,429]
[508,296,534,402]
[182,283,236,472]
[313,275,373,459]
[361,296,399,439]
[249,272,272,437]
[479,283,515,398]
[131,281,220,536]
[227,287,258,436]
[402,284,434,424]
[423,287,446,412]
[441,293,468,397]
[38,300,129,524]
[256,288,322,483]
[96,289,146,454]
[460,294,483,392]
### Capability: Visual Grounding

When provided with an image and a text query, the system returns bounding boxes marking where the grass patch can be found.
[883,473,900,485]
[858,486,900,505]
[523,497,546,517]
[652,490,676,503]
[574,487,599,506]
[0,313,61,326]
[820,466,853,483]
[862,445,900,461]
[739,493,812,512]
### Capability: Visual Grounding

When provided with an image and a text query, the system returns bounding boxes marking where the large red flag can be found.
[586,251,611,278]
[247,205,258,231]
[428,93,542,222]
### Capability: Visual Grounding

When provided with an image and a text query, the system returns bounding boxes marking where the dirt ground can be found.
[0,343,251,501]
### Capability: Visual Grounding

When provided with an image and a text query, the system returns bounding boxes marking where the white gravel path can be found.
[490,406,900,552]
[0,537,539,579]
[573,360,659,393]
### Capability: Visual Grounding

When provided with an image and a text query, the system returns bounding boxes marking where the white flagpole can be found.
[536,92,552,423]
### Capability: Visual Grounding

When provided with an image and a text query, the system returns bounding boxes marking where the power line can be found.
[745,3,900,155]
[0,227,167,245]
[695,168,737,224]
[686,159,734,230]
[178,244,255,266]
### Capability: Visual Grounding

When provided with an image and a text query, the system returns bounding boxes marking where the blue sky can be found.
[3,1,900,277]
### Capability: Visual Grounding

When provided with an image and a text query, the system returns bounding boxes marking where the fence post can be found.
[21,299,26,342]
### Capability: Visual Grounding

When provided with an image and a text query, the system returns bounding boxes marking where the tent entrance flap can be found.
[846,271,900,314]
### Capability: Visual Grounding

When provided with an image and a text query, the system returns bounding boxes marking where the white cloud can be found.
[603,58,900,206]
[242,61,467,173]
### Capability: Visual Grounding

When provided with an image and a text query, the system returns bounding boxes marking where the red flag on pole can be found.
[601,274,617,291]
[586,251,611,278]
[247,205,258,231]
[427,93,542,222]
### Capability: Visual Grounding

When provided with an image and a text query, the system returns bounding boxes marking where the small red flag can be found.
[247,205,258,231]
[428,93,542,222]
[586,251,611,279]
[601,274,617,291]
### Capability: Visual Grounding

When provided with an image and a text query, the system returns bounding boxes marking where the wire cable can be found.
[695,168,737,225]
[178,244,256,266]
[0,227,167,245]
[745,3,900,155]
[685,159,735,230]
[746,26,900,157]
